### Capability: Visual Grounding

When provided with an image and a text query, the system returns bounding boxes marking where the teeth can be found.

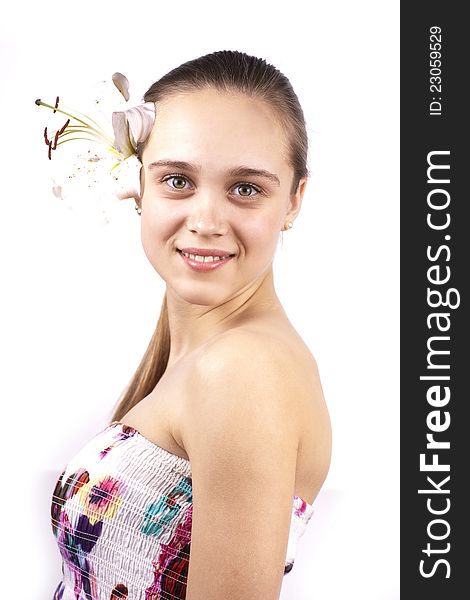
[182,251,227,262]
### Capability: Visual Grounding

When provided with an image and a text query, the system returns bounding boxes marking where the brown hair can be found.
[109,49,310,423]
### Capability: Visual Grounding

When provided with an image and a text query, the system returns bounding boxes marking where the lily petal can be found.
[126,102,156,148]
[112,102,156,158]
[112,72,130,102]
[111,154,143,206]
[111,111,134,158]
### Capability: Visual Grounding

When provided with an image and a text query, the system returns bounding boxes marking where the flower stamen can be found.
[35,97,117,160]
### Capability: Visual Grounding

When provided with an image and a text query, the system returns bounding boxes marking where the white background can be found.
[0,1,399,597]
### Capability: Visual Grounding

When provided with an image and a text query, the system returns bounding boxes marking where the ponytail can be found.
[109,291,170,422]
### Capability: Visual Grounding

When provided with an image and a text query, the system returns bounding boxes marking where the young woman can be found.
[51,50,331,600]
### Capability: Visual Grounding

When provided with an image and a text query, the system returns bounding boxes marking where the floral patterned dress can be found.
[50,421,315,599]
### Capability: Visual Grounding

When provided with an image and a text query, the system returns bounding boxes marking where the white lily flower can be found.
[35,74,156,224]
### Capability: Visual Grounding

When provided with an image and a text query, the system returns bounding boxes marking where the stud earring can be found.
[283,221,293,231]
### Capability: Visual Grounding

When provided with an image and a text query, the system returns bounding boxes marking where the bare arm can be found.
[181,331,301,600]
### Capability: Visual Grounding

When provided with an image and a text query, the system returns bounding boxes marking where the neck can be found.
[165,268,284,368]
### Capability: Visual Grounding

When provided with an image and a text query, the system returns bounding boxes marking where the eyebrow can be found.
[147,159,280,186]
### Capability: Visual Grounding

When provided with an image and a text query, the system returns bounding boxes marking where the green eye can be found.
[234,183,260,197]
[163,175,189,189]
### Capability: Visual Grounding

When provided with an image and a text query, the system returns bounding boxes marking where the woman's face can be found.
[139,88,306,306]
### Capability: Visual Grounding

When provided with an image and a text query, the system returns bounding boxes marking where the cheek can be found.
[140,211,176,268]
[242,214,281,257]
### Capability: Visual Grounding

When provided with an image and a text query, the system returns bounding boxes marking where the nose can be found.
[185,192,229,236]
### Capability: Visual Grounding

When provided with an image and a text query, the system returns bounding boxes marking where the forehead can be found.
[143,89,291,178]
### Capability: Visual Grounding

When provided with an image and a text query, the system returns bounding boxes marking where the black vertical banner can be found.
[401,3,469,598]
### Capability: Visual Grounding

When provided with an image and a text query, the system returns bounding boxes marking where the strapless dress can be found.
[50,420,314,599]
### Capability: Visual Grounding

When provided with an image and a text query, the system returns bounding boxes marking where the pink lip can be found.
[177,248,235,272]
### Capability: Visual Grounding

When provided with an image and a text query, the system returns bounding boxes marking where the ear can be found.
[285,177,308,223]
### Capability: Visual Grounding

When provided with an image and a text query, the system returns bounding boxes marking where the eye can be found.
[231,182,262,199]
[161,174,191,191]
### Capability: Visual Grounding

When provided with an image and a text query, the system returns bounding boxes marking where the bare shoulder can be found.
[181,328,302,446]
[182,327,311,426]
[198,326,317,391]
[198,327,328,419]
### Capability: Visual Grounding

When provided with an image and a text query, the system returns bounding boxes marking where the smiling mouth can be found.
[176,248,236,262]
